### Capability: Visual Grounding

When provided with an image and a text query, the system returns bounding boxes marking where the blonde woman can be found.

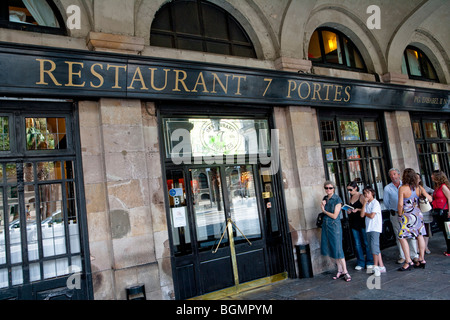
[320,181,351,281]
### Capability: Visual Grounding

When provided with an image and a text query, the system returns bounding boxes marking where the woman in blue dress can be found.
[320,181,351,281]
[397,168,433,271]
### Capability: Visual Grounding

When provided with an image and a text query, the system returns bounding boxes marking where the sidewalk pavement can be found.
[227,232,450,300]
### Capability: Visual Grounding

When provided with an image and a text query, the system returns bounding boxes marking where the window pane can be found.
[151,5,171,30]
[206,42,231,55]
[25,118,67,150]
[177,37,204,52]
[343,38,364,69]
[228,19,248,43]
[191,167,226,251]
[8,0,60,28]
[401,54,408,75]
[202,2,228,40]
[308,31,322,62]
[232,45,255,58]
[406,49,422,77]
[364,121,379,140]
[422,57,438,80]
[173,1,200,35]
[412,121,422,139]
[150,0,256,58]
[424,121,438,138]
[151,34,174,48]
[370,146,382,158]
[167,170,191,256]
[370,158,384,199]
[346,147,362,183]
[440,122,448,138]
[321,120,336,142]
[322,31,342,64]
[325,148,337,161]
[0,117,10,151]
[340,121,360,141]
[226,165,261,243]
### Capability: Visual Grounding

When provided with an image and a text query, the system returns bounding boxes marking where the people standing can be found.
[397,168,433,271]
[346,181,373,270]
[431,170,450,256]
[383,168,419,264]
[362,186,385,276]
[320,181,351,282]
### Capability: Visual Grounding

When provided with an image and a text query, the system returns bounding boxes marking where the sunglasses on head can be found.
[324,187,334,190]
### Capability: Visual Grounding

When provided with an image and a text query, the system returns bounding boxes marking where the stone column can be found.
[79,99,174,300]
[384,110,420,172]
[274,105,334,275]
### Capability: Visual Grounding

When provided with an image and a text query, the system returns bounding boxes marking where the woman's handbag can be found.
[316,212,324,228]
[419,197,432,212]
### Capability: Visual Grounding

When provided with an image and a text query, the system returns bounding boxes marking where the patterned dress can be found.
[398,188,426,239]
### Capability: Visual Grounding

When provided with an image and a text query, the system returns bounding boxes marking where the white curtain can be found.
[22,0,58,27]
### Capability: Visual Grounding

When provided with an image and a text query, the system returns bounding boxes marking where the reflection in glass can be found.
[191,167,227,250]
[0,117,10,151]
[8,0,60,27]
[225,166,261,242]
[424,121,438,138]
[412,121,422,139]
[340,121,360,141]
[26,118,66,150]
[166,170,191,255]
[364,121,379,140]
[440,122,448,138]
[322,30,342,64]
[346,148,362,183]
[308,30,322,62]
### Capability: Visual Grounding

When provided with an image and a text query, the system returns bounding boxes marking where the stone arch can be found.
[135,0,277,60]
[385,0,446,75]
[407,29,450,84]
[302,4,385,74]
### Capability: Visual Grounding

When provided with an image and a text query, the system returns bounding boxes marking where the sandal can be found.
[343,273,352,282]
[333,271,344,280]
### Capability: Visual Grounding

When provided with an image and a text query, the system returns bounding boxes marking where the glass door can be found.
[161,111,290,299]
[166,164,268,298]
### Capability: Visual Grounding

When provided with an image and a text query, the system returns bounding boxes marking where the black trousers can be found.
[434,209,450,252]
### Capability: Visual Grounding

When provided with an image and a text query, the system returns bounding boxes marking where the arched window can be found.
[401,46,439,82]
[0,0,66,35]
[150,0,256,58]
[308,28,366,72]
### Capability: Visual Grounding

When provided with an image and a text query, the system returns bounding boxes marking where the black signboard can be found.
[0,42,448,112]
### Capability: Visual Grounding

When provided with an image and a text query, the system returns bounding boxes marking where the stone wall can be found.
[79,99,173,300]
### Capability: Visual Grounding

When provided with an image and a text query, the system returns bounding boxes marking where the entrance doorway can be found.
[160,109,291,299]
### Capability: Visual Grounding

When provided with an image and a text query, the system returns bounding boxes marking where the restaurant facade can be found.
[0,0,448,300]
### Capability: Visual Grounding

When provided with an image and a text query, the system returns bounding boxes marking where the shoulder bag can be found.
[418,186,432,212]
[316,212,324,228]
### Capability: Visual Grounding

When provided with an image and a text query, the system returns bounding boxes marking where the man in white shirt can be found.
[383,168,418,264]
